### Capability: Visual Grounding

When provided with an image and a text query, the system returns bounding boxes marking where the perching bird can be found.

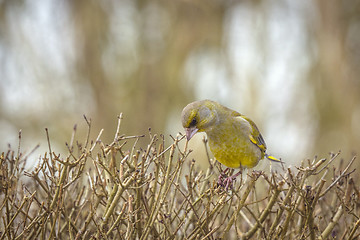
[181,100,281,189]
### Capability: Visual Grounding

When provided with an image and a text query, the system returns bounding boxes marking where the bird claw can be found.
[224,176,237,190]
[217,174,225,187]
[217,169,242,190]
[217,174,236,190]
[217,169,229,187]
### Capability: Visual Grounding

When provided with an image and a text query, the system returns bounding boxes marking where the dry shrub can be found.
[0,115,359,239]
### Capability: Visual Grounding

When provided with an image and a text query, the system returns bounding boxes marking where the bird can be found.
[181,99,281,189]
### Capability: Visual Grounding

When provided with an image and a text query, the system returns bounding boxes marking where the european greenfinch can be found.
[181,100,280,189]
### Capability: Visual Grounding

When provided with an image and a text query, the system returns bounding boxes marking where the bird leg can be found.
[223,171,242,190]
[217,168,242,190]
[217,168,230,185]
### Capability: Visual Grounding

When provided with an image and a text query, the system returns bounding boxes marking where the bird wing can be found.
[238,114,267,153]
[232,111,282,162]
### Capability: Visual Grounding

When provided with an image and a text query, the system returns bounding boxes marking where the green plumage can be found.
[181,100,280,169]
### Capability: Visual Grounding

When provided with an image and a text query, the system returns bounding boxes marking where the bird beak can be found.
[185,127,198,141]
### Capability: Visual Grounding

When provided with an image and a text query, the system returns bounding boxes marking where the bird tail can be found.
[265,153,283,163]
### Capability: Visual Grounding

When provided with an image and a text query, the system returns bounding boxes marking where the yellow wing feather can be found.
[241,116,267,152]
[242,115,282,163]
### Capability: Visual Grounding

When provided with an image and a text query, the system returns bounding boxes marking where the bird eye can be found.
[190,118,197,127]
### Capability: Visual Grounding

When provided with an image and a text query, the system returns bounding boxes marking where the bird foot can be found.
[217,169,242,190]
[217,168,230,187]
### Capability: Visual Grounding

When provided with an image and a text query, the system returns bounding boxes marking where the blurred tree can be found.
[0,0,359,169]
[66,0,227,146]
[311,0,360,158]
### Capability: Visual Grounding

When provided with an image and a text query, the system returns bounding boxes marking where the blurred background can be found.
[0,0,359,169]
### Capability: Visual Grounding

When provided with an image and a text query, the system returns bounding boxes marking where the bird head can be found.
[181,100,219,141]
